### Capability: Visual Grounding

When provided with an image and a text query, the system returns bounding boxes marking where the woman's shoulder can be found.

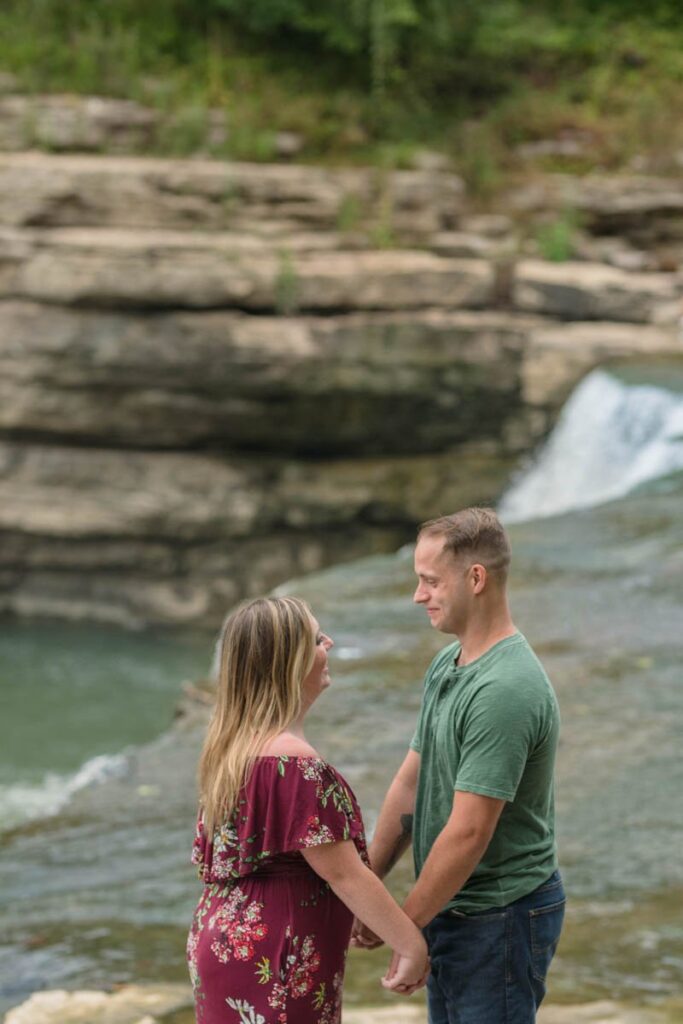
[258,734,321,759]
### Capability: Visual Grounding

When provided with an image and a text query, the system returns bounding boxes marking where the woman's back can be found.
[187,754,367,1024]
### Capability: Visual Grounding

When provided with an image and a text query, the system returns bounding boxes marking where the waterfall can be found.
[499,368,683,523]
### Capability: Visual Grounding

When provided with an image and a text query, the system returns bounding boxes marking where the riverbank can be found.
[6,984,683,1024]
[3,475,683,1012]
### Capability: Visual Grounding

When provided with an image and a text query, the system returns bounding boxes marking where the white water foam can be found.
[0,752,128,832]
[499,368,683,523]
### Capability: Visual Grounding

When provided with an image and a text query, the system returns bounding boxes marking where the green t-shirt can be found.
[410,632,559,914]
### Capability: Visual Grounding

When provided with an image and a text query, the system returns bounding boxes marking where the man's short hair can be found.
[418,507,511,584]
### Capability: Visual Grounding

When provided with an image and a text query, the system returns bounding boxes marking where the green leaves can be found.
[255,956,273,984]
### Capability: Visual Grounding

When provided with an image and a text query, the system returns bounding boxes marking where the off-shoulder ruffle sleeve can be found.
[192,756,367,884]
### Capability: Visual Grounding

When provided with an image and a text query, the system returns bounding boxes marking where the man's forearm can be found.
[369,793,414,877]
[370,812,413,877]
[401,825,489,928]
[368,767,417,878]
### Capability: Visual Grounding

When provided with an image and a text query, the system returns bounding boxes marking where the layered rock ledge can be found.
[0,152,681,627]
[0,152,463,241]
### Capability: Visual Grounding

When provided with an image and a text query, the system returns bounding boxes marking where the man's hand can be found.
[401,790,505,928]
[381,948,430,995]
[350,916,384,949]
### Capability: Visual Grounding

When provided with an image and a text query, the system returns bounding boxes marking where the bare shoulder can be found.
[259,734,321,759]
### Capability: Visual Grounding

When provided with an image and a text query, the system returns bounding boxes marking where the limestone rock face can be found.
[507,173,683,245]
[1,151,683,627]
[0,303,527,454]
[514,260,680,323]
[0,152,464,243]
[0,95,158,153]
[520,321,681,409]
[0,439,512,628]
[0,227,494,311]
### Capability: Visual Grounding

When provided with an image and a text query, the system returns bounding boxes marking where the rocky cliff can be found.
[0,148,681,628]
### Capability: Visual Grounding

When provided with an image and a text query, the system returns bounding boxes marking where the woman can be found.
[187,596,428,1024]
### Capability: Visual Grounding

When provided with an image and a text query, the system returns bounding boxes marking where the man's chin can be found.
[430,615,454,634]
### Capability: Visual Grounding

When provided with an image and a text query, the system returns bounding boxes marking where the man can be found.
[353,507,564,1022]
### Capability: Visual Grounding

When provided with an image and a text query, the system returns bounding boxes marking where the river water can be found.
[1,365,682,1018]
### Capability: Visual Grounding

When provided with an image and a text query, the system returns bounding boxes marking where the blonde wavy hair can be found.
[198,596,316,833]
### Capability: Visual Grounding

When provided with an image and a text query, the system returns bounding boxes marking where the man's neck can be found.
[456,615,517,667]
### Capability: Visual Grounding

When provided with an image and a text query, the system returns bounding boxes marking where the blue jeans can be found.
[424,871,565,1024]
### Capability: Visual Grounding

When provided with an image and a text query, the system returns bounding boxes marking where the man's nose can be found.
[414,583,427,604]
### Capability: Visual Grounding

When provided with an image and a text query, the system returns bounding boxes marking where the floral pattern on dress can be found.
[187,887,213,1008]
[191,815,207,875]
[301,815,336,847]
[263,931,321,1020]
[188,757,366,1024]
[210,821,241,878]
[208,886,269,964]
[193,807,274,883]
[226,998,266,1024]
[297,758,326,785]
[191,757,367,882]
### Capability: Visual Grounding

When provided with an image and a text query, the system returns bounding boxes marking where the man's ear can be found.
[470,562,487,594]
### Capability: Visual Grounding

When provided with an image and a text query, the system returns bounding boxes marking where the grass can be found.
[535,210,581,263]
[275,250,300,315]
[0,4,682,192]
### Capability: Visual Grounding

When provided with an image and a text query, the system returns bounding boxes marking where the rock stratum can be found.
[0,150,681,627]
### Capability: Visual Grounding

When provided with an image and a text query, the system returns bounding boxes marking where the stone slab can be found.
[0,440,512,627]
[514,259,680,324]
[0,302,527,453]
[0,229,494,311]
[0,151,464,241]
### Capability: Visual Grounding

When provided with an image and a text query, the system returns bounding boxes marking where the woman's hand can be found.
[350,916,383,949]
[381,940,430,996]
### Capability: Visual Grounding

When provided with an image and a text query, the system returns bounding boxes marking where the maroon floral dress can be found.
[186,755,368,1024]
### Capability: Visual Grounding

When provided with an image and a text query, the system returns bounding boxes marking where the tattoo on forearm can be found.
[384,814,414,875]
[400,813,413,836]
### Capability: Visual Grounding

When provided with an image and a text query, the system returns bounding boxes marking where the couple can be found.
[186,507,564,1024]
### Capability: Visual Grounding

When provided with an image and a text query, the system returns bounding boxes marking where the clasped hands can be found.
[350,918,430,996]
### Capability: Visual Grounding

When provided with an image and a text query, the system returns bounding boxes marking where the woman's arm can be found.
[301,838,428,990]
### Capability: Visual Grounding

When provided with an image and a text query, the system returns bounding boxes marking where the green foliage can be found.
[275,250,300,315]
[336,194,364,233]
[367,166,396,248]
[155,105,212,155]
[5,0,679,105]
[535,210,580,263]
[454,122,504,201]
[0,0,682,171]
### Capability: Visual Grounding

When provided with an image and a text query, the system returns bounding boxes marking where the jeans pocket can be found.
[529,898,565,982]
